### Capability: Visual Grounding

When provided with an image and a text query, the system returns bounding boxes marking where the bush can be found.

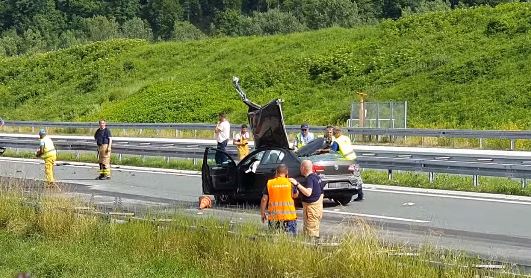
[83,16,121,42]
[172,21,205,41]
[122,17,153,40]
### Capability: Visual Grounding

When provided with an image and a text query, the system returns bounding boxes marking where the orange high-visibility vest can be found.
[266,177,297,221]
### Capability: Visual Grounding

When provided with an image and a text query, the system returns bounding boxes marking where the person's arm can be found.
[290,177,312,197]
[291,185,299,199]
[107,129,112,152]
[260,194,268,223]
[37,141,45,156]
[330,141,339,152]
[233,134,241,146]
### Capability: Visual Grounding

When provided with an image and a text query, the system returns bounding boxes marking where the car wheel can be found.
[333,196,353,206]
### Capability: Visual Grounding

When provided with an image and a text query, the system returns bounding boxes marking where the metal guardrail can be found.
[4,120,531,139]
[1,134,530,187]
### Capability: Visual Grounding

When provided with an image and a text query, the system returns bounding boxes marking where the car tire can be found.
[333,196,353,206]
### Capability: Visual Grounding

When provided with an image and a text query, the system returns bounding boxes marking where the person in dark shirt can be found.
[94,119,112,180]
[290,160,324,238]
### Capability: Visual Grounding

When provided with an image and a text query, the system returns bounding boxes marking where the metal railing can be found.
[4,120,530,150]
[1,133,530,187]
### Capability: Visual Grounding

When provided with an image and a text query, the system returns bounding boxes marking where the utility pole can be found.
[356,91,368,128]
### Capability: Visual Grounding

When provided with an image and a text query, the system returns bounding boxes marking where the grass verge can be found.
[0,186,514,277]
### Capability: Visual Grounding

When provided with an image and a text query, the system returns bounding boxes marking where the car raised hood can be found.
[232,77,290,149]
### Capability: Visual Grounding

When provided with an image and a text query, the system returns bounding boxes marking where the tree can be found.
[105,0,140,24]
[144,0,183,40]
[122,17,153,39]
[172,20,205,40]
[283,0,360,29]
[252,9,306,35]
[83,16,121,41]
[0,29,22,56]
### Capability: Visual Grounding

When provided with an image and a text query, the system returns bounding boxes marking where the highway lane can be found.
[1,157,531,266]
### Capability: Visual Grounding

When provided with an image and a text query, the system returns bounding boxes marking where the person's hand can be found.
[288,178,298,185]
[261,212,267,223]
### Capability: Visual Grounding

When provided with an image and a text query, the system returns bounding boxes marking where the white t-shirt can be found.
[216,120,230,143]
[233,132,249,141]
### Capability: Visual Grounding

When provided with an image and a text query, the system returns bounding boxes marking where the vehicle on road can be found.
[201,78,363,205]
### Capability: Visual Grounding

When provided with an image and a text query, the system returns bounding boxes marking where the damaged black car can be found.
[201,77,363,205]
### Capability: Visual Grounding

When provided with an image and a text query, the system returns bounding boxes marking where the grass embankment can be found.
[4,149,530,197]
[1,3,530,130]
[0,187,513,277]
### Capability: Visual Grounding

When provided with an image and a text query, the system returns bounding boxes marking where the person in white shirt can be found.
[214,113,231,164]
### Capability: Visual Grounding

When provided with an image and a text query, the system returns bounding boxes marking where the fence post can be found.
[387,169,393,180]
[428,172,435,183]
[522,178,528,189]
[473,175,479,187]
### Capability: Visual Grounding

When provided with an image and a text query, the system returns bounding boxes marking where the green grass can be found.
[0,3,530,130]
[0,187,516,277]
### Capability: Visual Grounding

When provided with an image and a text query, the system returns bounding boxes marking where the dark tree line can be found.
[0,0,516,56]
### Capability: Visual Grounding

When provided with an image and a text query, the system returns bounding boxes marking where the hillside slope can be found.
[0,3,530,129]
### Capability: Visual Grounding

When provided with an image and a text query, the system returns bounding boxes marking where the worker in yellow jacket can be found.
[36,129,57,187]
[260,164,299,235]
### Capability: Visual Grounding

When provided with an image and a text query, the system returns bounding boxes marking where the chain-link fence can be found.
[348,101,407,129]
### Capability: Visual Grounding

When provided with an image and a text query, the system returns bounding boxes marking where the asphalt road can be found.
[1,157,531,267]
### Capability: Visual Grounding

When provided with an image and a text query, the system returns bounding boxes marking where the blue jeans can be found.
[215,140,228,165]
[268,220,297,235]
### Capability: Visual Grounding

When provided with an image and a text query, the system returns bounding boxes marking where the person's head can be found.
[301,123,309,135]
[218,113,227,122]
[38,128,46,139]
[325,125,334,138]
[241,124,248,134]
[275,164,289,178]
[333,127,342,138]
[98,119,106,129]
[300,160,313,176]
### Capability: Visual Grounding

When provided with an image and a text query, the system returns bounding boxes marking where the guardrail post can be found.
[510,140,515,150]
[479,138,483,149]
[193,158,197,165]
[76,151,80,160]
[522,178,528,189]
[429,172,435,183]
[175,129,179,138]
[165,156,170,164]
[473,175,479,187]
[118,153,122,162]
[387,169,393,180]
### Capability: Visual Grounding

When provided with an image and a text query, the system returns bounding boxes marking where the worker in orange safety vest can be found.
[260,164,299,235]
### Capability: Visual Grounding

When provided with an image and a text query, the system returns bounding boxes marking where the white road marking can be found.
[323,210,430,223]
[364,188,531,206]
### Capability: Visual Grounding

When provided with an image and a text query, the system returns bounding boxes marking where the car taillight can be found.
[313,165,325,173]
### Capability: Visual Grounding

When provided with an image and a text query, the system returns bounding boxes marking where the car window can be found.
[206,149,234,167]
[261,150,285,165]
[241,150,266,167]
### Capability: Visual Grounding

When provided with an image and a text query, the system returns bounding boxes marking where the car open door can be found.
[201,147,238,195]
